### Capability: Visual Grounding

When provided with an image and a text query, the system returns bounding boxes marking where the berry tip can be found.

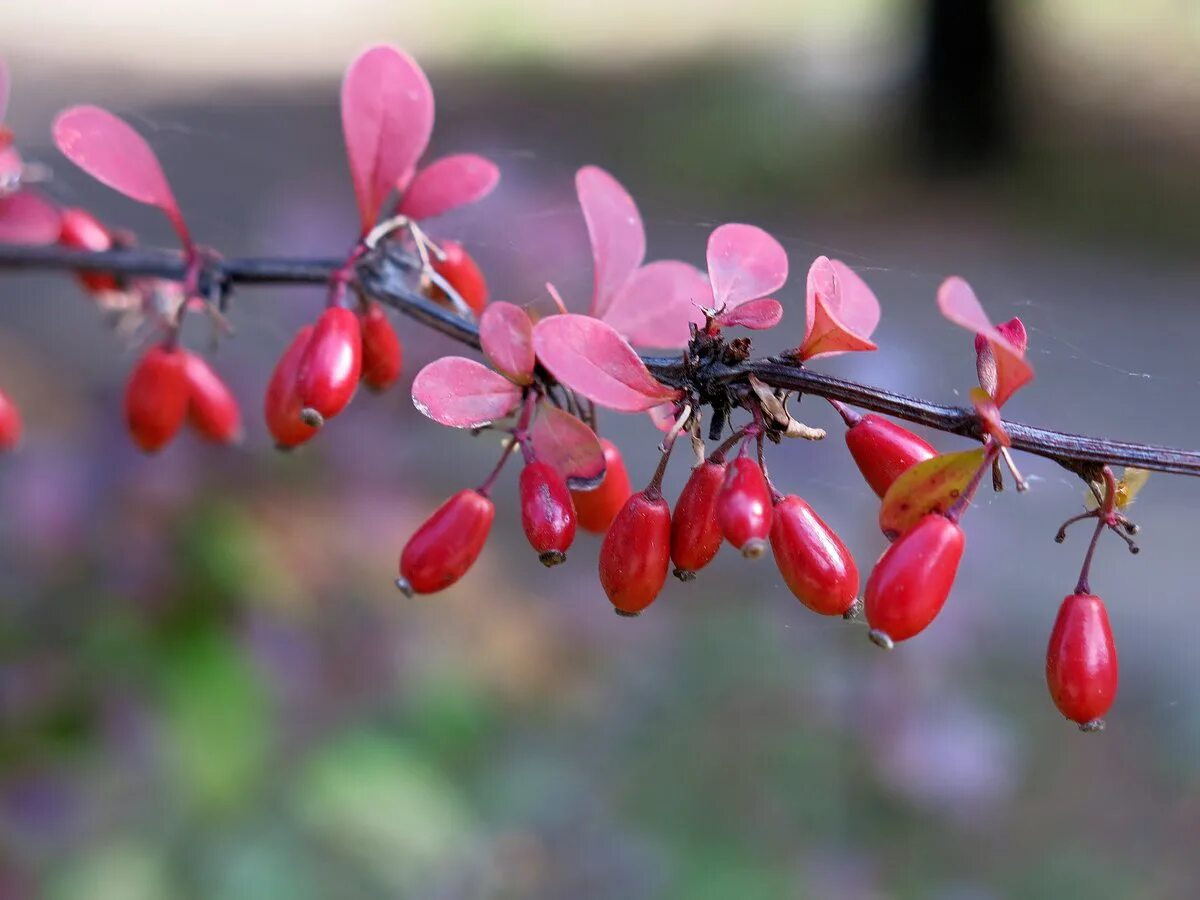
[868,628,895,650]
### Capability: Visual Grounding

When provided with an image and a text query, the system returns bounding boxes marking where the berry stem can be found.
[476,438,518,498]
[827,397,862,427]
[1074,466,1119,595]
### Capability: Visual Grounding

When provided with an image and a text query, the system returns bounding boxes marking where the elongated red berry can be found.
[599,490,672,616]
[520,460,576,566]
[58,207,118,293]
[1046,593,1118,730]
[0,388,22,451]
[770,495,859,616]
[845,414,936,498]
[124,345,189,453]
[296,307,361,426]
[359,302,402,392]
[398,489,495,595]
[865,513,964,646]
[183,352,242,444]
[430,240,488,315]
[264,325,318,450]
[718,454,773,558]
[572,438,632,534]
[671,459,726,580]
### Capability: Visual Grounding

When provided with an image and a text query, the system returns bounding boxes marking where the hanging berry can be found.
[358,302,403,392]
[519,459,576,567]
[844,412,936,499]
[124,345,189,453]
[599,489,672,616]
[264,325,319,450]
[296,307,362,427]
[398,488,495,595]
[0,388,22,451]
[717,451,773,559]
[57,207,119,293]
[430,240,488,315]
[183,352,242,444]
[670,459,726,580]
[770,495,859,616]
[572,438,632,534]
[1046,593,1119,731]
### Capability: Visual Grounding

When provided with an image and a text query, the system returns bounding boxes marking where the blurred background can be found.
[3,2,1200,897]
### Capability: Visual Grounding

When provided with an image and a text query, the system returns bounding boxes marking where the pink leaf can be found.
[480,301,535,385]
[646,402,678,432]
[0,190,61,245]
[53,105,189,245]
[576,166,645,319]
[937,276,1034,407]
[411,356,522,428]
[532,314,682,412]
[602,260,709,348]
[341,45,434,233]
[798,293,878,360]
[797,257,882,359]
[715,298,783,331]
[975,316,1028,399]
[531,405,607,490]
[706,223,787,310]
[398,153,499,221]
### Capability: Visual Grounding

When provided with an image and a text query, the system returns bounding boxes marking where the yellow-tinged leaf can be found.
[1085,467,1150,510]
[879,448,986,539]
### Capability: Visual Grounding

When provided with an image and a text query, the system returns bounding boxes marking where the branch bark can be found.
[2,242,1197,478]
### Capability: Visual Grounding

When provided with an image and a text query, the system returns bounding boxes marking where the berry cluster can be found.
[0,46,1150,731]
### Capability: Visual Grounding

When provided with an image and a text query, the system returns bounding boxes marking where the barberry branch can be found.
[2,241,1198,478]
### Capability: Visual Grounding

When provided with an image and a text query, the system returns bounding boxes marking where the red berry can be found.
[398,489,495,595]
[0,388,22,451]
[864,513,964,646]
[520,460,576,566]
[770,495,859,616]
[670,459,726,579]
[845,414,936,498]
[58,207,119,293]
[430,240,488,315]
[359,302,403,392]
[264,325,319,450]
[183,352,242,444]
[1046,592,1118,730]
[296,307,362,426]
[572,438,632,534]
[599,490,672,616]
[124,345,189,453]
[717,454,773,558]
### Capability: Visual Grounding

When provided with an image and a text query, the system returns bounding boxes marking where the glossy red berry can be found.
[431,240,488,315]
[58,207,119,293]
[670,459,726,580]
[398,489,495,596]
[124,345,189,453]
[520,460,576,566]
[572,438,632,534]
[770,495,859,616]
[296,307,362,426]
[864,513,964,646]
[183,352,242,444]
[1046,592,1118,730]
[358,302,403,392]
[717,454,773,559]
[845,414,937,498]
[0,388,22,451]
[599,490,672,616]
[264,325,318,450]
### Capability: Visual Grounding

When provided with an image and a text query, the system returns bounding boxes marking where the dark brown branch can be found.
[1,241,1197,478]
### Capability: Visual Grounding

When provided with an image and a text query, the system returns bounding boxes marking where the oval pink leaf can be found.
[938,276,1033,407]
[798,294,878,360]
[802,256,881,355]
[706,223,787,310]
[975,316,1028,398]
[532,314,681,412]
[411,356,522,428]
[602,260,709,348]
[531,405,607,490]
[398,153,499,221]
[0,190,61,244]
[53,105,188,245]
[480,301,535,385]
[715,298,783,331]
[341,45,434,233]
[576,166,645,319]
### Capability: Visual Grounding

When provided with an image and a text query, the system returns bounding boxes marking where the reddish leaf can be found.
[411,356,522,428]
[938,276,1033,407]
[879,449,986,540]
[975,316,1028,399]
[715,298,783,331]
[706,223,787,310]
[646,402,678,432]
[480,301,535,385]
[0,190,61,245]
[53,105,189,245]
[341,45,434,233]
[602,260,709,348]
[970,387,1010,447]
[531,405,607,490]
[576,166,645,319]
[532,314,682,412]
[398,153,499,221]
[797,256,880,360]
